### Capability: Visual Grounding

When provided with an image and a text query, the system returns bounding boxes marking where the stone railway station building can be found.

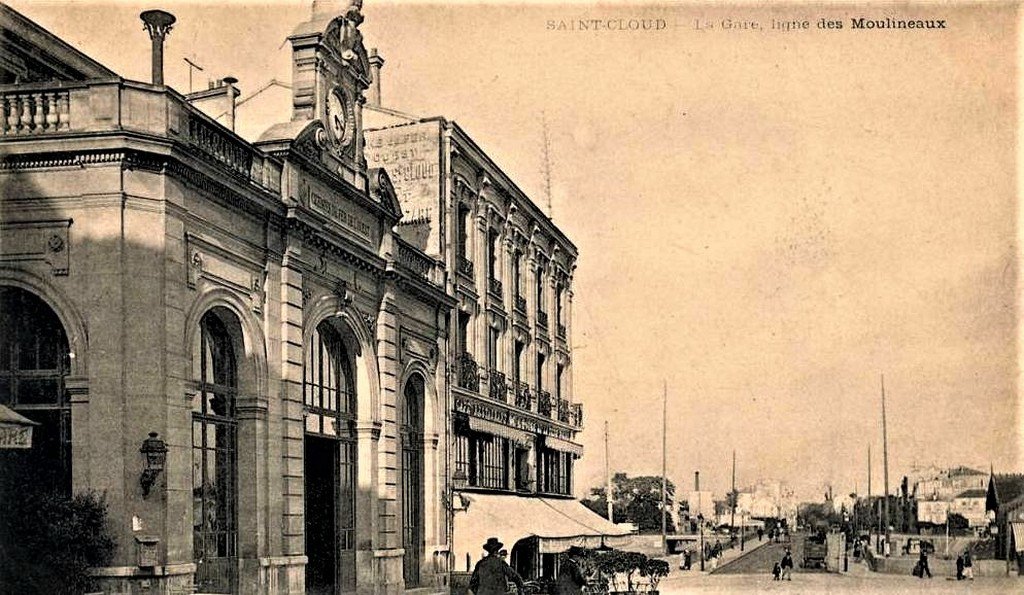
[0,2,621,593]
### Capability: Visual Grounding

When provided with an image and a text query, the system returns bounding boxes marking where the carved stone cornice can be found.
[287,216,385,278]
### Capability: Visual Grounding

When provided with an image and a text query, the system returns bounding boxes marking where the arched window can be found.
[192,309,238,593]
[0,287,71,496]
[303,321,357,593]
[401,375,424,587]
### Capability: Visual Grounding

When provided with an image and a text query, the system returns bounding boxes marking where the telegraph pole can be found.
[605,421,613,522]
[661,381,668,554]
[730,450,737,548]
[881,374,891,556]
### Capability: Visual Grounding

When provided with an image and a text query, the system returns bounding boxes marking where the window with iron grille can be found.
[454,430,510,490]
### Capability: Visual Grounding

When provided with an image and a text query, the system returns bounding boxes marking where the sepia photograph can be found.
[0,0,1019,593]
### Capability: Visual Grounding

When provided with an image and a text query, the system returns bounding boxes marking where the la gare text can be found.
[693,17,948,32]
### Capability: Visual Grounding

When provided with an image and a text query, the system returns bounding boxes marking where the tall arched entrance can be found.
[304,319,357,594]
[191,308,241,593]
[401,374,425,587]
[0,286,72,498]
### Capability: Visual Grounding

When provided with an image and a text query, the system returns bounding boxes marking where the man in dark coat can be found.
[918,550,932,579]
[963,550,974,580]
[780,549,794,581]
[470,537,525,595]
[955,553,964,580]
[554,546,587,595]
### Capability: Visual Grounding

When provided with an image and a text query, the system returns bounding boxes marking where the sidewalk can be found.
[659,537,771,576]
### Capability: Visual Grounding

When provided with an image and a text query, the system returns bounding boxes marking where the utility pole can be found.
[183,56,204,93]
[730,450,737,548]
[605,420,613,522]
[661,381,668,554]
[881,374,891,556]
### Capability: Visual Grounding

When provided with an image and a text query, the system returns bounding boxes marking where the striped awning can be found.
[542,435,584,457]
[466,416,533,446]
[453,492,633,571]
[1011,522,1024,552]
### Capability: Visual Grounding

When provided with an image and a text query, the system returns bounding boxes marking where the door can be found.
[305,436,338,595]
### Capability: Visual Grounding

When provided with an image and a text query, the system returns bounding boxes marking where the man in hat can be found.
[470,537,525,595]
[554,546,588,595]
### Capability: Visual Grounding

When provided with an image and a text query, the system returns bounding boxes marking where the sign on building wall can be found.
[0,405,37,449]
[365,121,441,253]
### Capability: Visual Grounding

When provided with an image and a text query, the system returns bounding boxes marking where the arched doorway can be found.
[401,374,425,587]
[304,320,357,594]
[191,308,240,593]
[0,286,71,497]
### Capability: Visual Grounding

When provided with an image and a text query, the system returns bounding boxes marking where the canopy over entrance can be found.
[453,492,632,569]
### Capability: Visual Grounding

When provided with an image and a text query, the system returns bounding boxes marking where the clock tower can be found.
[288,0,371,178]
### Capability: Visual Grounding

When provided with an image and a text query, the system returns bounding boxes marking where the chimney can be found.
[695,471,700,492]
[367,47,384,107]
[140,10,176,86]
[222,76,238,131]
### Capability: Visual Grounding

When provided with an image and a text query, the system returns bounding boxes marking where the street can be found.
[658,571,1020,594]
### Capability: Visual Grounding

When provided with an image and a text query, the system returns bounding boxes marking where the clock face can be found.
[325,87,355,149]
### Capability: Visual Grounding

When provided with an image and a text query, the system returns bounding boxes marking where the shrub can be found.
[640,558,669,592]
[0,490,116,594]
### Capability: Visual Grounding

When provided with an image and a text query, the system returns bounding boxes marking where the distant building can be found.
[914,466,988,528]
[914,466,987,500]
[917,498,948,526]
[950,489,987,528]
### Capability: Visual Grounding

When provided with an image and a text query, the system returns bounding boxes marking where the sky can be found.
[11,0,1020,501]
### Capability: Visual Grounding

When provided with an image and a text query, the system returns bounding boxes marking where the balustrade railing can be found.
[2,90,71,135]
[396,240,434,280]
[488,369,507,402]
[572,402,583,427]
[186,114,253,178]
[457,352,480,392]
[537,390,553,417]
[557,323,566,339]
[0,80,283,193]
[514,382,532,410]
[537,311,549,329]
[557,399,570,424]
[457,255,474,278]
[488,277,503,298]
[515,294,527,313]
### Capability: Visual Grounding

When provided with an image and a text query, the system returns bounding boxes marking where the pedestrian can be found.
[917,550,932,579]
[772,562,781,581]
[470,537,525,595]
[955,553,964,581]
[780,548,794,581]
[554,546,587,595]
[684,548,692,570]
[963,550,974,580]
[757,528,764,542]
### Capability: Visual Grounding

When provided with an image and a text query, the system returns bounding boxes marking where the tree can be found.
[581,473,676,533]
[948,513,970,532]
[0,489,115,594]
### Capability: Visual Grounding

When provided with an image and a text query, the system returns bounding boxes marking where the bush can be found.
[0,490,115,594]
